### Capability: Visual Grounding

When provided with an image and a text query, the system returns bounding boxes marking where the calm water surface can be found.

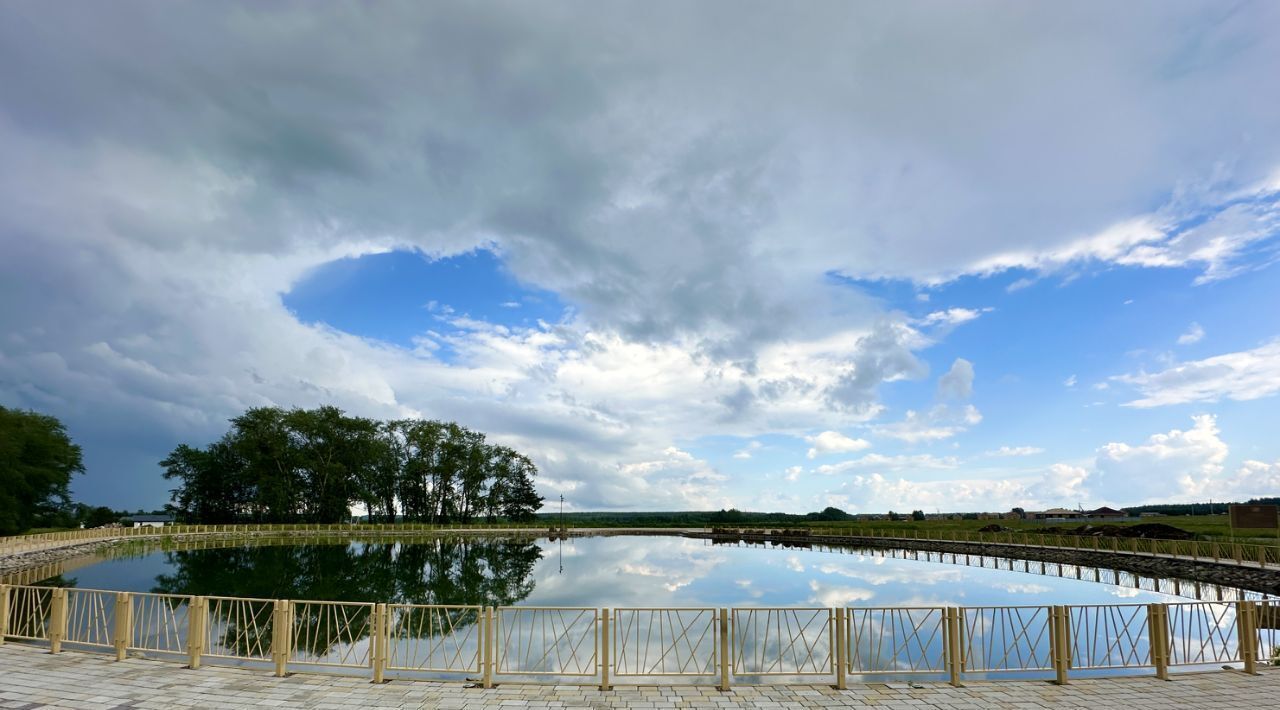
[37,534,1196,607]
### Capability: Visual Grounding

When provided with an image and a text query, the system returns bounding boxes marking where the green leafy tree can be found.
[163,406,543,524]
[0,406,85,535]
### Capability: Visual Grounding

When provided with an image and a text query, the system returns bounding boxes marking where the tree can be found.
[162,406,544,524]
[0,406,85,535]
[911,510,926,521]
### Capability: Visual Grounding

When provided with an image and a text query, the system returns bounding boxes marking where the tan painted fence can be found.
[0,522,560,557]
[734,526,1280,568]
[2,583,1278,688]
[5,523,1280,569]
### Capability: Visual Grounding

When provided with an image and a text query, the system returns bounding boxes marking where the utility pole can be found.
[560,494,564,532]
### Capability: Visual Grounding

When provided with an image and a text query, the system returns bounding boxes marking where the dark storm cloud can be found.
[1,1,1279,508]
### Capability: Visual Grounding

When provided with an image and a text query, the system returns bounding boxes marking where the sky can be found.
[2,1,1279,514]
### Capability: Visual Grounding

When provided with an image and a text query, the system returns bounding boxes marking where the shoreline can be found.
[3,526,1278,596]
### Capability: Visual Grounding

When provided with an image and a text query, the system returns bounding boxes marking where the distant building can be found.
[129,514,174,528]
[1087,506,1127,519]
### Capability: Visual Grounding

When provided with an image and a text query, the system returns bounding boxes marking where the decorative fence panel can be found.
[63,588,117,649]
[960,605,1054,673]
[613,608,718,677]
[731,608,833,676]
[1257,601,1280,667]
[131,593,191,655]
[289,600,375,668]
[387,604,483,674]
[205,596,275,661]
[494,607,599,678]
[1165,602,1242,667]
[847,607,946,675]
[1067,604,1152,671]
[5,585,53,641]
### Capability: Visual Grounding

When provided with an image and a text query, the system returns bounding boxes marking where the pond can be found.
[29,533,1230,607]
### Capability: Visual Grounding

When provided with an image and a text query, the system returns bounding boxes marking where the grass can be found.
[798,515,1280,543]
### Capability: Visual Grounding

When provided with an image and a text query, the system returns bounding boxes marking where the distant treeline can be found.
[163,406,543,524]
[1122,498,1280,517]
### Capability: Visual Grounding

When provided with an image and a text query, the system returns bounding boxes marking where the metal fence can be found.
[4,523,1280,569]
[3,583,1277,689]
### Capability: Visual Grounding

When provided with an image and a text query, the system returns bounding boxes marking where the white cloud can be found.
[2,3,1280,510]
[1115,340,1280,407]
[917,308,991,327]
[1064,374,1078,388]
[732,441,763,459]
[784,465,803,482]
[826,463,1089,513]
[815,453,959,476]
[805,431,872,459]
[986,446,1045,457]
[873,404,982,444]
[1093,415,1228,503]
[937,358,975,399]
[807,579,875,607]
[1177,323,1205,345]
[1224,460,1280,500]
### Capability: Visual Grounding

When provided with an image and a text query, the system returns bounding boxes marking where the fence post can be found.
[48,588,67,654]
[371,603,388,683]
[1237,601,1257,675]
[600,608,611,691]
[944,607,963,687]
[113,592,133,661]
[272,599,291,677]
[833,607,846,690]
[1049,605,1070,685]
[483,606,494,690]
[718,608,730,691]
[187,596,205,669]
[0,584,8,646]
[1148,603,1168,680]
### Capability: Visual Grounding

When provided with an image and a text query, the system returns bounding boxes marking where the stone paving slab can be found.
[1,644,1278,709]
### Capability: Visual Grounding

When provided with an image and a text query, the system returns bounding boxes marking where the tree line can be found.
[162,406,543,524]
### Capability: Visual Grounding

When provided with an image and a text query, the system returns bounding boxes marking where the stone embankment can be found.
[0,538,123,578]
[688,530,1280,595]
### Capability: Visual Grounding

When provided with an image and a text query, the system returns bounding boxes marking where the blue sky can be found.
[2,1,1279,513]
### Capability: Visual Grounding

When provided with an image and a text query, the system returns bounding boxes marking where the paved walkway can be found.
[1,645,1278,709]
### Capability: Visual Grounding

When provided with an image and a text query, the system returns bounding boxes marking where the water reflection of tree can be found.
[151,537,542,658]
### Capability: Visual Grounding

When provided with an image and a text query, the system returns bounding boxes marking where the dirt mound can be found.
[1039,523,1195,540]
[1114,523,1195,540]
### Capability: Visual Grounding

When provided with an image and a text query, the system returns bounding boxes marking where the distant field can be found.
[539,511,1280,543]
[801,515,1280,542]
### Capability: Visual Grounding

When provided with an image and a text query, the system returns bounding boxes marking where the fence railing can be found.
[5,523,1279,571]
[2,583,1277,688]
[718,526,1280,569]
[0,522,569,557]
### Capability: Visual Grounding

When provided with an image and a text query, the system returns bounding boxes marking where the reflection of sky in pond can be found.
[26,535,1278,683]
[40,534,1211,608]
